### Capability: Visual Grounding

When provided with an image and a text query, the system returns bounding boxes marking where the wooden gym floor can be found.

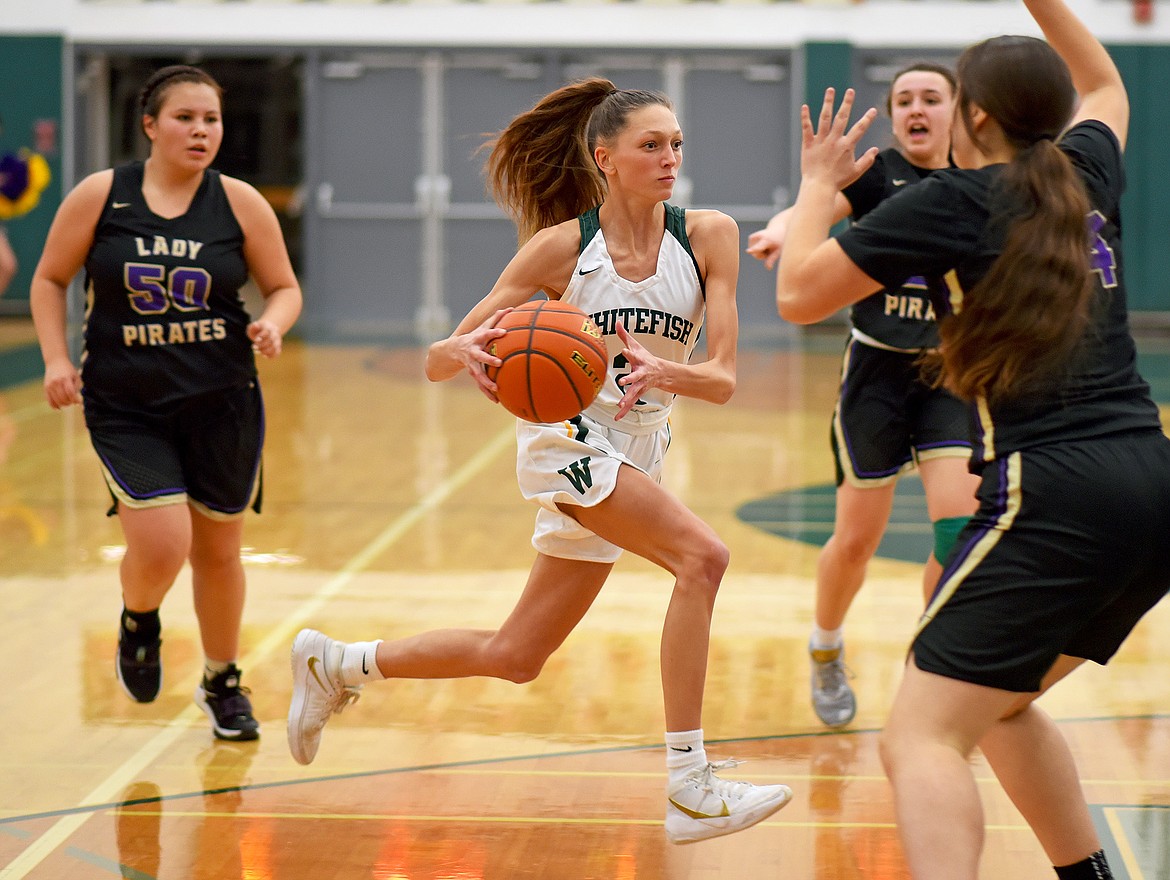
[2,314,1170,879]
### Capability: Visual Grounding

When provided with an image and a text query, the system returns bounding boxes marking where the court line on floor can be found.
[6,714,1168,828]
[99,809,920,831]
[1101,806,1148,880]
[0,423,515,880]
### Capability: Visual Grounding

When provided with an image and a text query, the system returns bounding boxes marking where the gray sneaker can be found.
[809,642,856,728]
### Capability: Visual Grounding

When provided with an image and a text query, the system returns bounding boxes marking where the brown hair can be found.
[483,77,674,244]
[884,61,957,115]
[932,36,1092,404]
[138,65,223,133]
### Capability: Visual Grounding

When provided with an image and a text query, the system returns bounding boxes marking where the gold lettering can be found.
[570,351,602,390]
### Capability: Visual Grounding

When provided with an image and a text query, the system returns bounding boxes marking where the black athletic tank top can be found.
[81,161,254,409]
[842,149,941,351]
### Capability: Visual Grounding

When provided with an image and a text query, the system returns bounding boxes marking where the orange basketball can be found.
[486,300,609,423]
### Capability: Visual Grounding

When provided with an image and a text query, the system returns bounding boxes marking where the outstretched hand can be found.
[800,88,879,191]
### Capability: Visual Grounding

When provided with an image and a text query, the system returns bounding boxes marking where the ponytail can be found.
[483,78,613,245]
[933,140,1093,404]
[483,78,674,244]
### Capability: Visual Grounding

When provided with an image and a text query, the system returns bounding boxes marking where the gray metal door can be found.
[304,51,426,342]
[303,48,795,345]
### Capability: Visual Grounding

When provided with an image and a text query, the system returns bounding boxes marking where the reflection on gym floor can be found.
[2,321,1170,879]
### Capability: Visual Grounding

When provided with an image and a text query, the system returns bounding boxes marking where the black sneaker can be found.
[116,634,162,703]
[195,665,260,741]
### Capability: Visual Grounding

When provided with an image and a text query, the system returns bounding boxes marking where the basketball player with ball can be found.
[288,78,793,843]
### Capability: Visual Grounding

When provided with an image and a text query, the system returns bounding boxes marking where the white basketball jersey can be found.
[560,204,705,434]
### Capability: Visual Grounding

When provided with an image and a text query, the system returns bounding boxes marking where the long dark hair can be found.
[483,78,674,244]
[933,36,1092,404]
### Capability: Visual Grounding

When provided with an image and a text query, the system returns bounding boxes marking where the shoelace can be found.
[327,686,362,717]
[691,758,756,800]
[336,687,361,712]
[815,658,853,694]
[123,642,159,663]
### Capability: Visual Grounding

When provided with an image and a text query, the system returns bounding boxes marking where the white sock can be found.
[339,640,384,686]
[203,657,232,681]
[665,728,707,784]
[811,626,844,652]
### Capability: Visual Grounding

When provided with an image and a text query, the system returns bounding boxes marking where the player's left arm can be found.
[616,209,739,418]
[223,176,303,358]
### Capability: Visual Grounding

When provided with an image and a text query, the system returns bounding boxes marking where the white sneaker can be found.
[664,759,793,844]
[287,628,362,765]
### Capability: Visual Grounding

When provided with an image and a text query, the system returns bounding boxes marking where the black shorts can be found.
[85,380,264,519]
[832,339,971,486]
[913,430,1170,692]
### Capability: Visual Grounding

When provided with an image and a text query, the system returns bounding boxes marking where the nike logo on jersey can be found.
[578,266,601,275]
[112,202,131,208]
[891,179,908,187]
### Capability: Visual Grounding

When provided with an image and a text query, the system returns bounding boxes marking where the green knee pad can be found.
[933,515,971,563]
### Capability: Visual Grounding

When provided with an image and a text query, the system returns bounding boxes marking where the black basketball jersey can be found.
[841,149,940,351]
[81,161,255,409]
[837,121,1162,464]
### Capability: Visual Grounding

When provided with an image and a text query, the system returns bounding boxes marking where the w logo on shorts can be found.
[558,457,594,494]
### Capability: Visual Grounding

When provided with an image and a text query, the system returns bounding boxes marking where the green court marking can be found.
[736,474,932,563]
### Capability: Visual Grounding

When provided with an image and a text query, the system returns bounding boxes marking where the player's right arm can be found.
[30,170,112,409]
[425,221,579,394]
[1025,0,1128,148]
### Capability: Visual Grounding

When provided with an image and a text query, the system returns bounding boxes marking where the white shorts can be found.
[516,412,671,563]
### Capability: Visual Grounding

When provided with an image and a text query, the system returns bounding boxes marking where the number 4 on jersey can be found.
[1088,210,1118,289]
